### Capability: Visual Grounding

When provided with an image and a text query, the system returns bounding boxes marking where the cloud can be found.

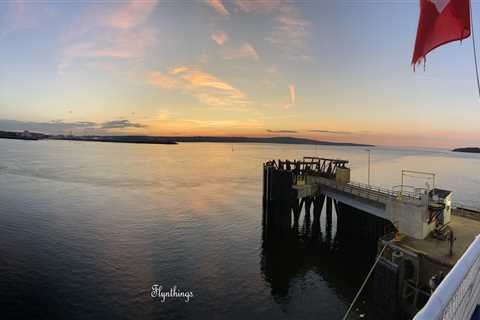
[235,0,282,13]
[102,0,157,29]
[234,0,310,60]
[222,43,259,60]
[266,129,297,133]
[147,66,248,107]
[0,119,146,134]
[268,5,310,60]
[149,71,179,89]
[289,84,295,103]
[283,84,295,109]
[100,120,145,129]
[61,27,154,60]
[179,118,263,130]
[308,130,352,135]
[59,0,158,73]
[211,31,228,45]
[205,0,230,17]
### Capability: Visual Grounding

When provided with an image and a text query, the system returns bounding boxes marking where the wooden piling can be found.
[305,197,313,221]
[313,194,325,221]
[292,198,304,226]
[326,197,333,227]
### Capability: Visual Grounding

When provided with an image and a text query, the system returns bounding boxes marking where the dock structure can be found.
[263,156,452,240]
[262,156,480,319]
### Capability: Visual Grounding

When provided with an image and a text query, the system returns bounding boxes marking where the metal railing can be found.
[414,235,480,320]
[308,176,423,203]
[267,158,424,203]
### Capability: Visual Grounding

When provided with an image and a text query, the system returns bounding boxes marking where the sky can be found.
[1,0,480,148]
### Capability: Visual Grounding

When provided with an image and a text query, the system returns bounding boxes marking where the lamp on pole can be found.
[366,149,371,186]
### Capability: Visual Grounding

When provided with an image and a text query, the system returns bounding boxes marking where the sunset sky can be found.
[1,0,480,148]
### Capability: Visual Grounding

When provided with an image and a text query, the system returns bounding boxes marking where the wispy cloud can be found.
[180,118,262,130]
[235,0,310,60]
[284,84,295,109]
[211,31,228,45]
[59,0,158,73]
[148,66,248,107]
[102,1,157,29]
[148,71,178,89]
[235,0,282,13]
[222,43,259,60]
[308,130,353,135]
[289,84,295,104]
[205,0,230,17]
[268,5,310,60]
[266,129,297,133]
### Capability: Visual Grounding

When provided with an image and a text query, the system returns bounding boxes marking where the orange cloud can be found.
[59,0,158,72]
[147,66,248,107]
[206,0,230,17]
[170,66,190,75]
[211,31,228,45]
[222,43,259,60]
[148,71,178,89]
[289,84,296,103]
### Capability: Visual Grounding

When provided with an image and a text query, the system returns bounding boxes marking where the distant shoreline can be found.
[153,136,374,147]
[0,130,374,147]
[51,136,178,145]
[452,147,480,154]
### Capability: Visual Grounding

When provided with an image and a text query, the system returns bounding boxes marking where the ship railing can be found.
[414,235,480,320]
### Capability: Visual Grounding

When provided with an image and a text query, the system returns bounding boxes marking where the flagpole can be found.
[470,0,480,97]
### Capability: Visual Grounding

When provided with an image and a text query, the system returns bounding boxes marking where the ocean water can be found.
[1,139,479,320]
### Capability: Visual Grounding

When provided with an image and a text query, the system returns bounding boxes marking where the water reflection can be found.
[1,140,479,319]
[261,205,381,319]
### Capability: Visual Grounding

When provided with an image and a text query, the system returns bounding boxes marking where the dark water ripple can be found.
[1,139,479,319]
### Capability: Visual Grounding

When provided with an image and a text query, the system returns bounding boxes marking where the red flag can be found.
[412,0,471,68]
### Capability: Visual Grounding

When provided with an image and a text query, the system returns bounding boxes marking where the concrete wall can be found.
[386,201,433,240]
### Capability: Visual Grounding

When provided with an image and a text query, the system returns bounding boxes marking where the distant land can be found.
[452,147,480,154]
[0,130,374,147]
[53,135,178,145]
[162,136,374,146]
[0,130,42,140]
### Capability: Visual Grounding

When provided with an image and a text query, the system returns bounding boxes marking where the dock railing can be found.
[414,235,480,320]
[308,176,423,203]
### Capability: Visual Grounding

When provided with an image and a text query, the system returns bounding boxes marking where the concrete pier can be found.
[263,157,448,240]
[262,156,480,319]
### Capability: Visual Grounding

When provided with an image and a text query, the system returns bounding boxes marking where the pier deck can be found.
[268,157,449,239]
[391,211,480,268]
[263,156,480,319]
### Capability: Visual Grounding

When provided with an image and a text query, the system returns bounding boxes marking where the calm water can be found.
[1,139,480,320]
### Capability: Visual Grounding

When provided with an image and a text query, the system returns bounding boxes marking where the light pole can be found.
[366,149,371,186]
